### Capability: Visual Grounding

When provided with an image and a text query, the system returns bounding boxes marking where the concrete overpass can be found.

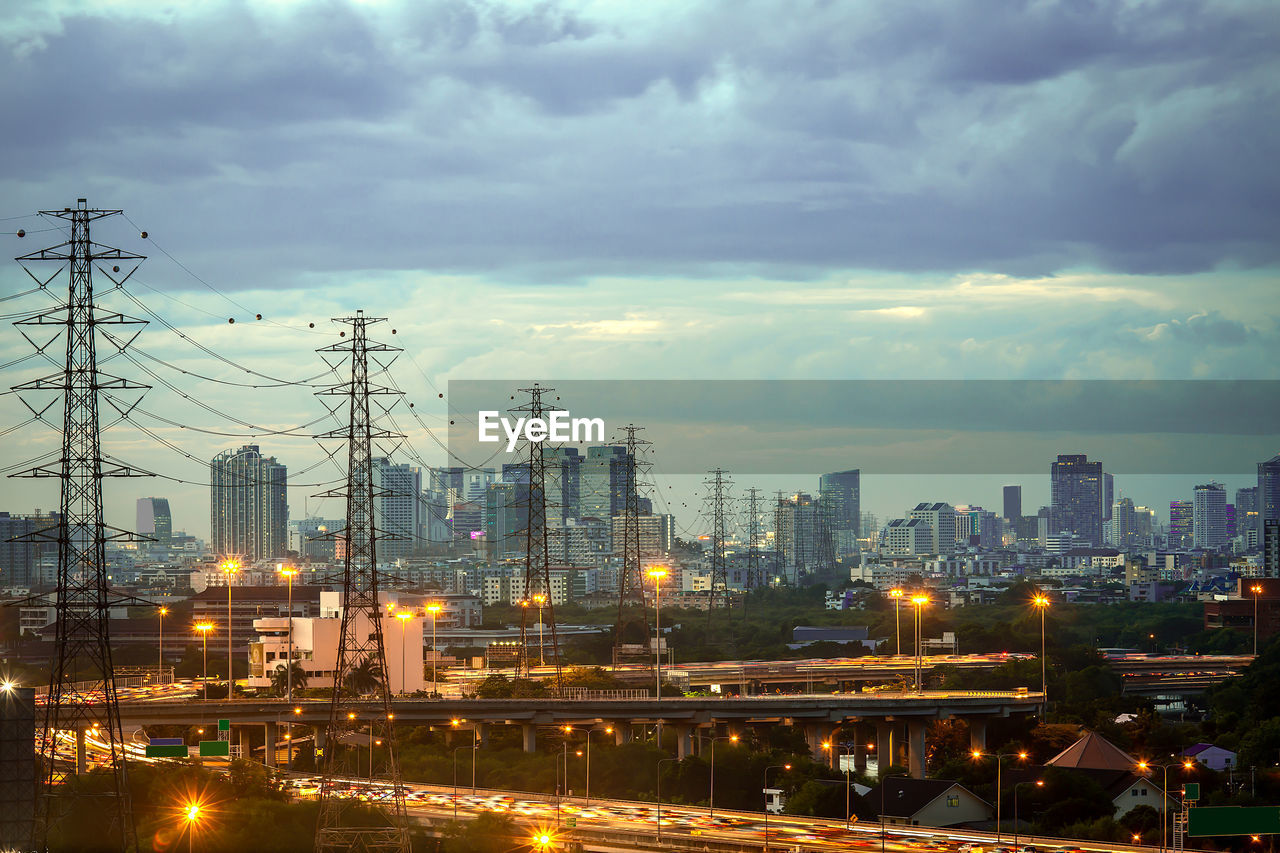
[115,689,1043,779]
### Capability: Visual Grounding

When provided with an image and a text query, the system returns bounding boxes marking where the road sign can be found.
[145,744,188,758]
[1188,807,1280,836]
[1183,783,1200,801]
[218,718,230,732]
[565,817,576,828]
[149,737,183,746]
[198,740,231,757]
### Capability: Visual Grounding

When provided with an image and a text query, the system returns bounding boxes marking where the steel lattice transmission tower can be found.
[314,312,411,853]
[703,468,733,611]
[613,424,652,659]
[744,487,764,590]
[773,490,789,586]
[513,383,564,693]
[10,200,148,852]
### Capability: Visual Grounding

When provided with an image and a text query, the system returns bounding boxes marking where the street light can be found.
[888,589,904,655]
[220,558,240,700]
[181,801,202,853]
[1251,584,1263,656]
[194,623,214,701]
[763,763,791,853]
[910,594,929,692]
[532,592,548,667]
[425,602,442,696]
[278,564,298,768]
[1136,758,1195,853]
[648,566,669,701]
[157,606,168,682]
[656,756,679,843]
[822,740,855,829]
[971,749,1029,842]
[709,733,739,819]
[1032,594,1050,697]
[582,724,613,805]
[880,770,911,853]
[1013,778,1044,850]
[452,730,479,821]
[395,612,413,695]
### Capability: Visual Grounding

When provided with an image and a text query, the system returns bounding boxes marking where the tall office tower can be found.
[1226,504,1237,540]
[818,469,860,556]
[1265,520,1279,577]
[210,445,288,561]
[1259,453,1280,536]
[135,497,172,548]
[1169,500,1194,549]
[1103,473,1115,521]
[1050,454,1104,546]
[1236,486,1259,546]
[777,493,822,582]
[954,506,998,547]
[0,511,58,587]
[484,481,525,559]
[290,517,343,560]
[544,447,583,524]
[580,445,633,521]
[372,458,423,561]
[1193,482,1228,549]
[431,467,466,507]
[1002,485,1022,521]
[1134,506,1156,548]
[464,468,496,503]
[1109,497,1136,549]
[908,502,956,555]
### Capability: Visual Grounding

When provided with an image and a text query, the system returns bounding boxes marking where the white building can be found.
[908,503,956,555]
[881,518,933,557]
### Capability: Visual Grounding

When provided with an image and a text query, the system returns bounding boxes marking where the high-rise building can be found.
[777,493,822,581]
[580,445,633,521]
[544,447,583,524]
[210,444,288,561]
[372,458,423,561]
[908,502,956,555]
[954,505,998,547]
[1103,473,1115,522]
[1169,500,1193,550]
[1002,485,1022,522]
[1051,454,1103,546]
[1193,482,1227,550]
[1236,486,1259,546]
[818,469,860,556]
[1265,520,1279,577]
[1109,497,1136,549]
[136,497,172,548]
[290,517,343,560]
[484,481,525,559]
[1259,454,1280,537]
[0,511,58,588]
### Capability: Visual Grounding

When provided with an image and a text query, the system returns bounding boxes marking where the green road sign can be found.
[1188,806,1280,836]
[145,744,188,758]
[198,740,231,757]
[1183,783,1200,801]
[218,718,230,731]
[565,817,576,828]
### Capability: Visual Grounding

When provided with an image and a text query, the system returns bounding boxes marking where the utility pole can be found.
[704,468,733,610]
[614,425,653,664]
[13,200,148,853]
[514,384,564,695]
[314,312,410,853]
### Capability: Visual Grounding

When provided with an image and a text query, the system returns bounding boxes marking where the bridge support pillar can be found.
[75,726,87,775]
[264,721,277,768]
[238,726,250,761]
[854,739,867,773]
[875,720,895,777]
[967,717,987,753]
[475,723,489,747]
[521,724,536,754]
[805,724,834,767]
[675,725,694,759]
[907,720,927,780]
[614,724,633,746]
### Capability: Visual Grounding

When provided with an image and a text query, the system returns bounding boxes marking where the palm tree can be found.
[343,655,384,696]
[270,662,308,695]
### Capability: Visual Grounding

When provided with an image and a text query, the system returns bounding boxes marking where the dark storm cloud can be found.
[0,0,1277,284]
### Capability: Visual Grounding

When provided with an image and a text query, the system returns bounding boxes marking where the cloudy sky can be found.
[1,0,1277,540]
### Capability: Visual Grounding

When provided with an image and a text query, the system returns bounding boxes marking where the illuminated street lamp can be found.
[1137,758,1195,853]
[910,594,929,692]
[583,724,612,804]
[971,749,1029,841]
[821,739,855,829]
[181,801,202,853]
[762,763,791,853]
[1013,778,1044,850]
[709,733,739,819]
[157,606,168,682]
[194,623,214,701]
[426,602,442,696]
[395,611,413,695]
[220,558,240,700]
[648,566,669,701]
[655,756,679,843]
[1032,593,1050,696]
[888,589,904,655]
[1251,584,1263,656]
[532,592,548,667]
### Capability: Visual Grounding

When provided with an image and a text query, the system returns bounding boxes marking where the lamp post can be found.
[910,593,930,692]
[158,606,167,682]
[532,592,547,667]
[822,740,855,829]
[395,612,413,695]
[452,733,479,821]
[971,750,1029,842]
[1251,584,1263,656]
[880,771,910,853]
[708,733,739,819]
[182,802,201,853]
[220,559,239,700]
[426,602,442,696]
[1013,779,1044,850]
[194,623,213,701]
[763,763,790,853]
[1137,758,1195,853]
[582,724,613,805]
[278,566,297,701]
[1032,594,1050,697]
[888,589,904,655]
[656,756,678,843]
[648,566,669,701]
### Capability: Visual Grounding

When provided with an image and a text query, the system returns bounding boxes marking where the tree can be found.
[343,655,383,695]
[270,662,308,694]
